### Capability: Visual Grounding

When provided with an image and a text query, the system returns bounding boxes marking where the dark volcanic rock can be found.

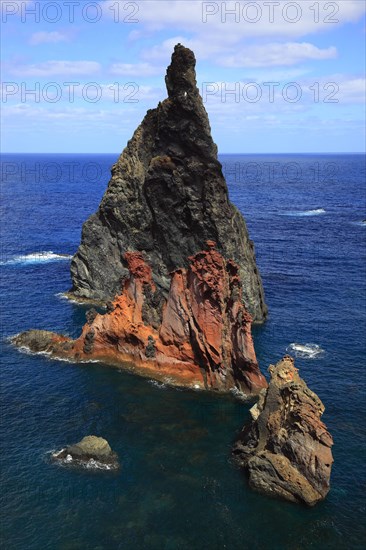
[86,308,98,325]
[51,436,119,470]
[232,356,334,505]
[70,44,267,323]
[11,330,72,353]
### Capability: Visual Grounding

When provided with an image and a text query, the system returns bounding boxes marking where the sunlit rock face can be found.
[232,356,334,505]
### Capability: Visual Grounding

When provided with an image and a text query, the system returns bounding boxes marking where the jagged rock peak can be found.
[165,43,199,99]
[69,44,267,323]
[232,356,334,505]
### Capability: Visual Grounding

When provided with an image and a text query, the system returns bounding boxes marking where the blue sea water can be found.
[0,153,365,550]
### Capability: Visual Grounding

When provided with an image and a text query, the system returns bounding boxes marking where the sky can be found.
[1,0,365,153]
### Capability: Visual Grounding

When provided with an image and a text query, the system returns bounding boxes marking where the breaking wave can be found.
[48,450,116,471]
[230,387,250,401]
[148,380,167,390]
[286,343,325,359]
[1,251,72,266]
[282,208,326,217]
[55,292,84,305]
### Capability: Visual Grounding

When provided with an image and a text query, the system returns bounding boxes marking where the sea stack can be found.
[11,45,268,394]
[232,356,334,505]
[69,44,267,324]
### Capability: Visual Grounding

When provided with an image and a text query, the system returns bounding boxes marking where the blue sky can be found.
[1,0,365,153]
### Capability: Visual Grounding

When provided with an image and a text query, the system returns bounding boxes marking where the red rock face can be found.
[73,242,267,394]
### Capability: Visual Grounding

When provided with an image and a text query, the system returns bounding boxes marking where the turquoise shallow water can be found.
[0,153,365,549]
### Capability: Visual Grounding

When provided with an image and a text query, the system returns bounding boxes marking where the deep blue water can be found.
[0,153,365,550]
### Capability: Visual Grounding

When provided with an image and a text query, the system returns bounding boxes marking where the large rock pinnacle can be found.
[70,44,267,323]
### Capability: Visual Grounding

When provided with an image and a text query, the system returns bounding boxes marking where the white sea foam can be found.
[10,340,100,365]
[286,342,324,359]
[49,449,116,470]
[55,292,88,305]
[85,459,114,471]
[1,251,72,266]
[282,208,326,217]
[148,380,167,389]
[230,387,250,401]
[16,345,52,358]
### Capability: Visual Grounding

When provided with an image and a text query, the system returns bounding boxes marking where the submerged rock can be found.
[51,436,119,470]
[12,242,267,395]
[69,44,267,324]
[232,356,333,505]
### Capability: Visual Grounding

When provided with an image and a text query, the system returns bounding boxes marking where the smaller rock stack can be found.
[232,356,334,505]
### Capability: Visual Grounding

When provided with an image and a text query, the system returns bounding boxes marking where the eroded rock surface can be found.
[69,44,267,323]
[12,243,267,395]
[232,356,333,505]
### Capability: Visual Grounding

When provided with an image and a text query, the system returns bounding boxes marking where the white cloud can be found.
[304,75,366,104]
[0,0,32,7]
[9,61,101,77]
[217,42,337,68]
[110,62,162,77]
[338,77,366,104]
[0,0,33,19]
[197,74,366,115]
[101,1,366,38]
[101,0,365,76]
[30,32,70,45]
[141,36,227,64]
[142,37,337,70]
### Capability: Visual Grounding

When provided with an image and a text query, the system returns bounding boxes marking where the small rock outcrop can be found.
[12,243,267,395]
[51,436,119,470]
[232,356,334,505]
[12,330,72,353]
[69,44,267,323]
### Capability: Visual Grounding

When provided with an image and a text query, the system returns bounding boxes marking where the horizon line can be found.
[1,151,365,155]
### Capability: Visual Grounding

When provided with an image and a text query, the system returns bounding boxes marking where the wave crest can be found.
[1,251,72,266]
[48,450,117,471]
[282,208,326,217]
[286,343,324,359]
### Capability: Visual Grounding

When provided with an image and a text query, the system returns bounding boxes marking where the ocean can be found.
[0,153,365,549]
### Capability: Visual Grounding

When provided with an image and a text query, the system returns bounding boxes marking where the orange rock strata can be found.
[13,242,267,394]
